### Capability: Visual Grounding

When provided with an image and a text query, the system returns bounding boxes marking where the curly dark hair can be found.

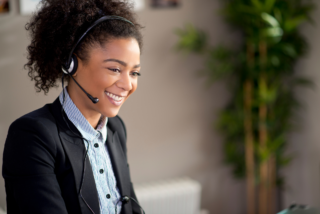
[25,0,143,94]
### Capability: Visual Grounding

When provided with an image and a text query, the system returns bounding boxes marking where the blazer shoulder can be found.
[8,103,56,137]
[3,103,59,177]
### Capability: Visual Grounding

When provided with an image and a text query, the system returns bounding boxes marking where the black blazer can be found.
[2,97,141,214]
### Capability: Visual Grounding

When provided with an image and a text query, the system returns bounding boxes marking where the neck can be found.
[66,85,101,129]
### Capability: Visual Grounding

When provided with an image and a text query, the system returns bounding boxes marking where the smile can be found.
[105,91,124,101]
[105,91,125,106]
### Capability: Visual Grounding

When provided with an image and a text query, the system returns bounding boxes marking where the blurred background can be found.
[0,0,320,213]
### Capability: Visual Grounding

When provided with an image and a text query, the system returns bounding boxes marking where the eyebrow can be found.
[103,59,141,69]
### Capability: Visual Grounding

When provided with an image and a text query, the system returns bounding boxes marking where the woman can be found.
[2,0,143,213]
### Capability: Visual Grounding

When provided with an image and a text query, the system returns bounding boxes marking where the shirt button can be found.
[94,143,99,148]
[99,169,104,174]
[106,194,111,199]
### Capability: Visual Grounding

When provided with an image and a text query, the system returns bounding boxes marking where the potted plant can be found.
[175,0,315,213]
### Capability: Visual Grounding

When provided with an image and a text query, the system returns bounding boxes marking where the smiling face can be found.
[67,38,140,125]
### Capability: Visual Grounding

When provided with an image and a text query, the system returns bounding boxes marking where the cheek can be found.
[129,79,138,95]
[92,71,116,88]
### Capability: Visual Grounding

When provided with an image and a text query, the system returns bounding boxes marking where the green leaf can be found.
[217,109,244,136]
[201,46,236,80]
[264,0,276,12]
[292,77,315,89]
[274,8,282,23]
[281,44,298,58]
[284,15,308,32]
[261,27,283,38]
[258,84,278,104]
[258,147,271,162]
[175,24,207,53]
[251,0,263,10]
[237,5,260,15]
[261,12,279,27]
[268,135,285,152]
[278,156,293,167]
[270,55,280,67]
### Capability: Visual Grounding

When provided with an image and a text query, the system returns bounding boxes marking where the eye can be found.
[131,72,141,77]
[108,68,121,73]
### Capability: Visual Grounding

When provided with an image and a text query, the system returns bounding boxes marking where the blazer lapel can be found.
[106,127,131,198]
[51,98,100,214]
[51,97,132,213]
[59,132,100,214]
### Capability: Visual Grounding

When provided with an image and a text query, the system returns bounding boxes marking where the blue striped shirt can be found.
[59,87,122,214]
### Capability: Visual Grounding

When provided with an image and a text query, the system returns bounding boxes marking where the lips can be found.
[105,91,124,101]
[105,91,125,106]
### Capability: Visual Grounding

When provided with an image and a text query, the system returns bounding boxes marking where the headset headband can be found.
[64,15,134,69]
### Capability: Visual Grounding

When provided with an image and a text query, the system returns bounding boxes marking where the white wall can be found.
[2,0,319,213]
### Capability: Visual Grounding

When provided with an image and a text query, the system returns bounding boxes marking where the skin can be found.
[67,38,141,129]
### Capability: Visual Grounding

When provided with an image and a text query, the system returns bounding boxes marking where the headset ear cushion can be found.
[68,54,78,76]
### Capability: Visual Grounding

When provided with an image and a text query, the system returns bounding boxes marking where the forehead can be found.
[88,38,140,60]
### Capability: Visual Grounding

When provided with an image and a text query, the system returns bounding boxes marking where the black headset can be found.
[61,15,135,104]
[60,15,146,214]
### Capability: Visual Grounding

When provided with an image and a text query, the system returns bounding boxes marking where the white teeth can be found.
[106,92,123,101]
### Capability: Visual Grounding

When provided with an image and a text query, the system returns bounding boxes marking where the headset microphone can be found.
[69,73,99,104]
[62,54,99,104]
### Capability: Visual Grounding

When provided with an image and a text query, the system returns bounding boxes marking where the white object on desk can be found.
[134,177,202,214]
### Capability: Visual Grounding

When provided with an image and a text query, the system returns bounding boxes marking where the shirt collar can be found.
[59,87,108,142]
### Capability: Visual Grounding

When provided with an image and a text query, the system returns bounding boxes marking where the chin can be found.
[102,108,121,118]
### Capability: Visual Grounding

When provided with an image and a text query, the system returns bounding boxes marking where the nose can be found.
[117,72,132,91]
